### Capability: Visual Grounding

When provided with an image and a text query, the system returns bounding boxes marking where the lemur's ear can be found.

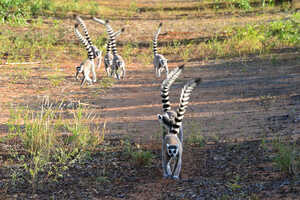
[166,144,169,148]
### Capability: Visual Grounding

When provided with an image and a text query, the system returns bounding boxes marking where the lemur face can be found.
[166,144,179,157]
[76,66,82,72]
[75,65,83,80]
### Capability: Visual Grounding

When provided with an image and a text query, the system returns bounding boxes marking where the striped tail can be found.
[93,17,114,38]
[92,17,106,26]
[75,16,93,46]
[106,39,112,55]
[160,64,184,112]
[171,78,202,134]
[105,21,119,55]
[74,24,95,60]
[153,22,162,56]
[106,28,125,55]
[93,17,116,54]
[112,28,125,39]
[110,27,125,55]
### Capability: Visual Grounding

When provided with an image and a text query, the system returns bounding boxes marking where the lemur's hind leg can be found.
[75,68,81,80]
[157,63,162,77]
[91,61,97,83]
[165,64,169,76]
[162,144,170,178]
[121,64,126,79]
[80,67,92,87]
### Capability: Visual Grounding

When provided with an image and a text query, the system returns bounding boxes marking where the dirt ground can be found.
[1,50,300,199]
[3,51,299,142]
[0,4,300,199]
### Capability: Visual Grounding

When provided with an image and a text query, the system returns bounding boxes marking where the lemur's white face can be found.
[166,144,179,157]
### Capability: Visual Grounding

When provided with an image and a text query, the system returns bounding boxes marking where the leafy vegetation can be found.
[0,0,102,23]
[0,0,51,23]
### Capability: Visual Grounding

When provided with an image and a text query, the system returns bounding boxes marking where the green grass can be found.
[186,120,207,147]
[9,65,31,83]
[0,0,104,24]
[98,76,116,89]
[5,99,105,192]
[0,25,69,62]
[122,139,154,167]
[0,0,51,23]
[47,73,64,87]
[0,0,286,25]
[1,3,298,66]
[272,138,300,176]
[158,13,300,61]
[131,150,153,167]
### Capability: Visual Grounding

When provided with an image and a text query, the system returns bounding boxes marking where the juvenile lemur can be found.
[157,65,201,179]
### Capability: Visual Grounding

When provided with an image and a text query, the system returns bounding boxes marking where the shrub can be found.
[272,139,300,176]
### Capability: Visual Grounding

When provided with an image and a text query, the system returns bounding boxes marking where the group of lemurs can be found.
[74,16,201,179]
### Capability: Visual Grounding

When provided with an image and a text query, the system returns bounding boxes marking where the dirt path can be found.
[94,51,300,142]
[2,50,299,143]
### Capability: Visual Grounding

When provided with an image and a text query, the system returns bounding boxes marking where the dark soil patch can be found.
[1,138,300,199]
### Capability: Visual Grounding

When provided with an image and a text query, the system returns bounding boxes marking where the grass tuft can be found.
[5,97,105,192]
[272,138,300,176]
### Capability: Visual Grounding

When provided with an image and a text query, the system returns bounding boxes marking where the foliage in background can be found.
[0,0,102,23]
[0,0,52,23]
[231,0,252,10]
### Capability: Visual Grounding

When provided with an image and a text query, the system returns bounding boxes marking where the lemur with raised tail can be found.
[75,16,102,83]
[74,23,95,87]
[153,22,168,77]
[157,65,201,179]
[93,17,126,80]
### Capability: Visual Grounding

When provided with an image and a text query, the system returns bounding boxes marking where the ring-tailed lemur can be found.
[92,17,113,77]
[74,23,95,87]
[75,16,102,82]
[92,17,124,77]
[157,65,201,179]
[93,17,126,80]
[106,28,125,76]
[153,22,168,78]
